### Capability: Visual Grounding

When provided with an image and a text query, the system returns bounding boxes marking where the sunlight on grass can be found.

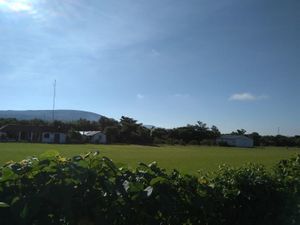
[0,143,299,175]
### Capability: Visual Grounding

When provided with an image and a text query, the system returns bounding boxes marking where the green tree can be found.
[104,126,120,143]
[249,132,261,146]
[119,116,152,144]
[210,125,221,138]
[98,117,119,131]
[152,128,169,143]
[232,129,247,135]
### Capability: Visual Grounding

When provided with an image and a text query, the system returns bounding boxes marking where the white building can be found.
[42,132,67,144]
[0,124,67,144]
[80,131,107,144]
[217,135,254,148]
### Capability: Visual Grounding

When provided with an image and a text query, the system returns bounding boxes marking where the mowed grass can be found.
[0,143,300,175]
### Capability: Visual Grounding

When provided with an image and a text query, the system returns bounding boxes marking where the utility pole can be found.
[52,80,56,122]
[277,127,280,135]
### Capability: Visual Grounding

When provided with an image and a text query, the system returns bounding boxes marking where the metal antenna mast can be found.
[52,80,56,122]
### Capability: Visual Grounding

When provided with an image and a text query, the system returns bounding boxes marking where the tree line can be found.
[0,117,299,147]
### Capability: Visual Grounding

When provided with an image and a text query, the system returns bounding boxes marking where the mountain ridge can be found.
[0,110,102,122]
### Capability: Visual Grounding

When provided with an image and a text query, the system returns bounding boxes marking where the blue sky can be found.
[0,0,299,135]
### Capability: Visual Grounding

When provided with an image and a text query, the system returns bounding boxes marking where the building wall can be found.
[90,133,107,144]
[0,132,6,141]
[236,138,253,148]
[42,132,66,144]
[217,137,253,148]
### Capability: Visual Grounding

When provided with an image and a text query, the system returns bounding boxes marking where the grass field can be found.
[0,143,300,174]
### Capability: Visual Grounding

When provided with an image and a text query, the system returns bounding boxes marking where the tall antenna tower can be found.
[52,80,56,122]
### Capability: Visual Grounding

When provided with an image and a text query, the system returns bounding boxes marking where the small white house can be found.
[217,135,254,148]
[80,131,107,144]
[42,132,67,144]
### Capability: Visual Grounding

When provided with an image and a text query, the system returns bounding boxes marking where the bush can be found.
[188,140,199,145]
[200,139,215,146]
[0,152,299,225]
[218,141,231,147]
[66,129,84,144]
[153,138,167,145]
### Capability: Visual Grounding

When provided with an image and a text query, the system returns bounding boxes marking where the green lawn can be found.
[0,143,299,174]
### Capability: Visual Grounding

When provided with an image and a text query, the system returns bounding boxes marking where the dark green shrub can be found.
[218,141,231,147]
[188,140,199,145]
[0,152,299,225]
[66,129,84,144]
[200,139,215,146]
[273,155,300,224]
[204,165,286,225]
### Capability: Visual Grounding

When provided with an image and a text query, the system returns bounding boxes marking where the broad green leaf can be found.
[144,186,153,197]
[84,152,91,159]
[123,180,130,192]
[93,151,100,156]
[0,167,18,181]
[103,157,118,173]
[11,197,20,206]
[150,177,165,186]
[20,204,28,219]
[129,182,144,193]
[73,155,83,162]
[0,202,9,208]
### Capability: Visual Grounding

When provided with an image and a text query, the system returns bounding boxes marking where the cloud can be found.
[229,93,255,101]
[151,49,160,57]
[0,0,36,14]
[137,94,145,100]
[229,93,269,101]
[9,2,31,12]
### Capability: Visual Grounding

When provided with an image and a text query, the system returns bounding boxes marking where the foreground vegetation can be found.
[0,152,299,225]
[1,143,300,174]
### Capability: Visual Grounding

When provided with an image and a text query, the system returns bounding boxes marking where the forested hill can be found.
[0,110,102,121]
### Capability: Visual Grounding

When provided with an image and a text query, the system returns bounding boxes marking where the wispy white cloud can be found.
[150,49,160,57]
[10,2,31,12]
[137,94,145,100]
[0,0,36,14]
[229,93,269,101]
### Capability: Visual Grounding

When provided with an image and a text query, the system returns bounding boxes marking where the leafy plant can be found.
[0,152,299,225]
